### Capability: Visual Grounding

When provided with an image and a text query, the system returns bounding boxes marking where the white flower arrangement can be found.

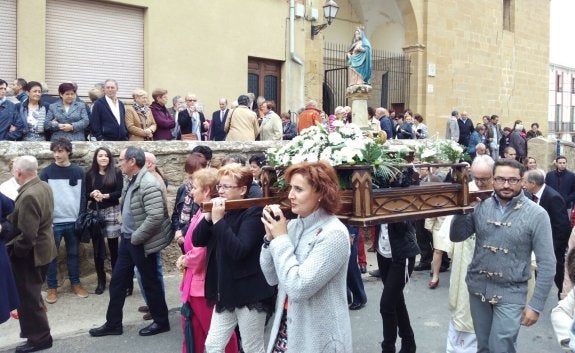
[266,122,394,168]
[415,138,468,163]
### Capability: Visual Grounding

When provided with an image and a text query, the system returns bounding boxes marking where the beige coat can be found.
[125,106,157,141]
[259,111,282,141]
[224,105,259,141]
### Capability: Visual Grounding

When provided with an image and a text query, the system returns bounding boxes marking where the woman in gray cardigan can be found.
[260,161,352,353]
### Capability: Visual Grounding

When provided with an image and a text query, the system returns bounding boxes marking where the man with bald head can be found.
[8,156,57,352]
[209,98,229,141]
[446,155,494,353]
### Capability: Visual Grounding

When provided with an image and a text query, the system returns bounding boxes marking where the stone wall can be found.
[0,141,280,287]
[2,137,570,288]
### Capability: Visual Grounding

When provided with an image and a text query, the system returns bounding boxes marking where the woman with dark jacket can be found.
[150,89,175,141]
[178,94,207,140]
[85,147,123,294]
[192,163,275,353]
[375,221,420,353]
[172,154,208,253]
[17,81,50,141]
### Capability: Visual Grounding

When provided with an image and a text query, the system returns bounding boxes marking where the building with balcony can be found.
[549,63,575,140]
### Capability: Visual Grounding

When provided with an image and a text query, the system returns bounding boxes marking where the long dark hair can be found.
[88,147,118,189]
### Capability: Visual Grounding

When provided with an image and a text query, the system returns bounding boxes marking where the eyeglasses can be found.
[474,177,492,184]
[186,99,197,102]
[493,177,521,185]
[216,184,240,191]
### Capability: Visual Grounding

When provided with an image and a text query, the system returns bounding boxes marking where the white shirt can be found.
[533,184,545,204]
[105,95,121,125]
[377,224,392,258]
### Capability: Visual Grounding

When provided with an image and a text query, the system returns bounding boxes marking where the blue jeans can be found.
[346,225,367,305]
[47,222,80,288]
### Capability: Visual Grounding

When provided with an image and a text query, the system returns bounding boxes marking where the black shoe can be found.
[368,269,381,278]
[143,312,152,321]
[414,263,431,271]
[399,340,416,353]
[349,302,366,310]
[359,265,367,274]
[138,322,170,336]
[138,305,150,313]
[95,280,106,295]
[439,266,449,273]
[89,323,123,337]
[15,337,53,352]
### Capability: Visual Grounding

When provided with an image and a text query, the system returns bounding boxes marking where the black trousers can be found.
[105,237,168,327]
[414,220,432,265]
[377,253,415,353]
[11,252,51,345]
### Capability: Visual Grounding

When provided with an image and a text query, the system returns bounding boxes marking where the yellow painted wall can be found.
[13,0,550,134]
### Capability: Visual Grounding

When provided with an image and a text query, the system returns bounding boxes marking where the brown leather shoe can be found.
[72,284,89,298]
[46,289,58,304]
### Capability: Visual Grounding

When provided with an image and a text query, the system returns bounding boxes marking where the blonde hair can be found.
[132,89,148,99]
[218,163,252,190]
[193,168,219,196]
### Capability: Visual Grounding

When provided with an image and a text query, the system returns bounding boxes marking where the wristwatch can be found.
[263,236,272,248]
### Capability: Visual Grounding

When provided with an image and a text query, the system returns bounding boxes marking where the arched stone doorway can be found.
[321,0,421,113]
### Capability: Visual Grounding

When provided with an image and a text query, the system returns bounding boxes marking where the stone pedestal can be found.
[346,84,372,129]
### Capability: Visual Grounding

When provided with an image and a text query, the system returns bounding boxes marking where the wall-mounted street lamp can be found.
[311,0,339,40]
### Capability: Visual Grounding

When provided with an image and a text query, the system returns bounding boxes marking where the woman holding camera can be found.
[192,163,275,353]
[260,161,352,353]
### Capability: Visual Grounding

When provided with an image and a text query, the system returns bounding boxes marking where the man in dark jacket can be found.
[377,107,394,139]
[457,111,474,147]
[545,155,575,211]
[0,79,24,141]
[90,146,172,338]
[209,98,228,141]
[524,169,571,298]
[89,79,128,141]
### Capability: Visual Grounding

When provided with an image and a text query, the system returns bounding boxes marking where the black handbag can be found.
[75,204,106,244]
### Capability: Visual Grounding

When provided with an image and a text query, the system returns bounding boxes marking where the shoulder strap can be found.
[224,108,236,133]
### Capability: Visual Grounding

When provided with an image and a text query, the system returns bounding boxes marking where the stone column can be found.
[346,84,372,129]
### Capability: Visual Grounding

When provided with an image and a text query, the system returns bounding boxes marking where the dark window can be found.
[503,0,514,31]
[557,73,563,92]
[556,104,562,132]
[571,77,575,94]
[264,75,278,104]
[248,73,259,97]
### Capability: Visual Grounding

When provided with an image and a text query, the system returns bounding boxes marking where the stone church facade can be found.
[3,0,548,135]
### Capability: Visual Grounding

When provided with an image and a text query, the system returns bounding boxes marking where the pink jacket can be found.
[180,209,207,303]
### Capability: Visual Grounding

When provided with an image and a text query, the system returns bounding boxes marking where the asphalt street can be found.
[0,252,561,353]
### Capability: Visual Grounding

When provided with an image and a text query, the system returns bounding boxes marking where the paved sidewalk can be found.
[0,251,560,352]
